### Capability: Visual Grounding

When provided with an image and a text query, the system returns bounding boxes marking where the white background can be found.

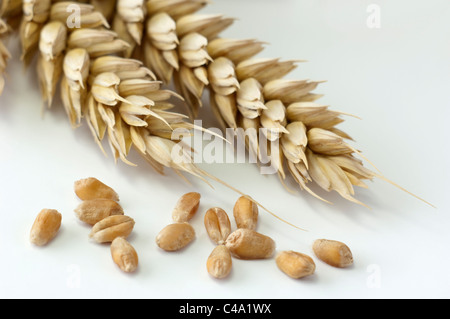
[0,0,449,299]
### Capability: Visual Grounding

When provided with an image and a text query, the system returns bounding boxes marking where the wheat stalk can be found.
[0,0,432,208]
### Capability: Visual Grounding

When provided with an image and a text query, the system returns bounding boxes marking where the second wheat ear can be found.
[0,0,433,211]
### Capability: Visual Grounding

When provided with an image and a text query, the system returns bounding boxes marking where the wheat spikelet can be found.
[0,18,10,95]
[112,0,145,58]
[0,0,22,28]
[88,0,117,23]
[173,32,212,118]
[19,0,50,66]
[37,20,67,107]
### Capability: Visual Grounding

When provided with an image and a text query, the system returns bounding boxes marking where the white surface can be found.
[0,0,449,299]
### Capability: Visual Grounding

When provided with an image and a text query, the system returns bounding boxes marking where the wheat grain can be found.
[233,196,259,231]
[89,215,135,243]
[155,222,196,252]
[204,207,231,245]
[172,192,201,223]
[30,209,62,246]
[74,199,124,226]
[225,228,275,260]
[313,239,354,268]
[111,237,139,273]
[276,251,316,279]
[74,177,120,201]
[206,245,232,279]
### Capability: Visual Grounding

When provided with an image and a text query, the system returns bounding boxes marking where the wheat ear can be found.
[137,0,431,207]
[1,0,431,208]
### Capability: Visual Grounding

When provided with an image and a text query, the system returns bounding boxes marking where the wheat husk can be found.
[147,0,210,21]
[0,18,10,96]
[61,48,90,127]
[0,0,22,28]
[236,78,267,120]
[89,0,117,23]
[113,0,145,58]
[20,0,51,66]
[143,12,179,84]
[50,2,109,30]
[37,20,67,107]
[174,32,212,117]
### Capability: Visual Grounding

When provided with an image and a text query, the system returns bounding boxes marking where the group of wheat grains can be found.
[0,0,404,208]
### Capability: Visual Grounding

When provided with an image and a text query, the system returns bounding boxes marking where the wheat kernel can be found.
[276,251,316,279]
[111,237,139,273]
[172,192,201,223]
[74,199,124,225]
[30,209,62,246]
[156,222,195,252]
[225,228,275,260]
[207,245,232,279]
[233,196,258,230]
[89,215,135,243]
[313,239,354,268]
[204,207,231,245]
[74,177,119,201]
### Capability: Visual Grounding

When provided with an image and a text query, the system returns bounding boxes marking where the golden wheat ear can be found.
[2,0,433,211]
[124,2,381,206]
